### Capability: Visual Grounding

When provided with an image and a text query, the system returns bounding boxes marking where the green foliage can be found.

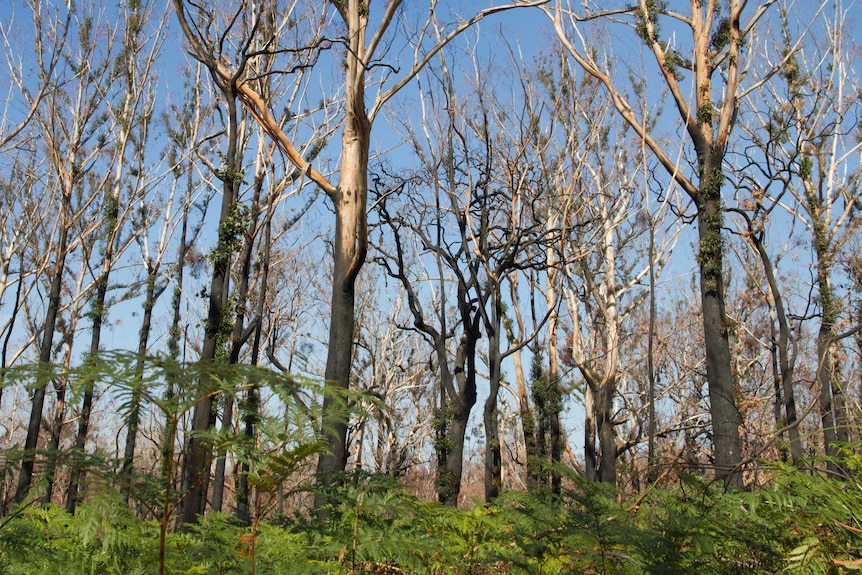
[635,0,667,43]
[214,152,247,185]
[711,18,732,52]
[771,446,862,574]
[208,201,250,268]
[0,493,154,575]
[2,458,862,574]
[4,357,862,575]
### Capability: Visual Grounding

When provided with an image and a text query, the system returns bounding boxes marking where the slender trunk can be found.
[509,275,541,489]
[749,232,802,464]
[483,304,503,501]
[67,181,126,512]
[180,94,240,525]
[236,191,273,524]
[647,221,658,479]
[16,191,70,503]
[163,191,190,502]
[584,382,597,482]
[0,252,26,411]
[547,372,562,495]
[41,340,73,505]
[235,376,259,523]
[817,321,839,459]
[546,252,561,494]
[213,162,264,514]
[66,264,112,513]
[210,394,234,512]
[814,251,846,472]
[163,139,198,499]
[121,269,161,496]
[516,348,539,488]
[769,314,783,434]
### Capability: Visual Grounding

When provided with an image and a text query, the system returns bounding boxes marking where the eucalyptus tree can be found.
[551,73,670,486]
[377,46,556,502]
[167,0,272,524]
[14,0,137,502]
[735,3,862,468]
[470,85,558,502]
[371,164,483,506]
[65,0,169,514]
[171,0,347,522]
[172,0,550,516]
[119,62,214,498]
[210,6,331,514]
[541,0,787,486]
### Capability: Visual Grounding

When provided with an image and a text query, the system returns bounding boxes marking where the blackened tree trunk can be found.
[482,294,503,500]
[41,335,74,505]
[179,125,241,524]
[695,174,743,484]
[440,330,478,507]
[121,268,164,495]
[16,185,71,503]
[66,195,123,513]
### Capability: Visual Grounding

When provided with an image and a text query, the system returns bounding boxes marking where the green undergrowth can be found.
[2,457,861,575]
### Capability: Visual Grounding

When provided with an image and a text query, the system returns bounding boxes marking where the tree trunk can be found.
[483,301,503,502]
[66,263,112,513]
[314,62,370,506]
[596,380,617,484]
[0,253,25,412]
[584,382,597,482]
[696,180,743,487]
[236,190,273,524]
[180,93,240,525]
[747,227,802,464]
[546,245,562,494]
[814,248,847,472]
[210,394,234,513]
[647,221,658,479]
[213,165,265,514]
[439,331,477,507]
[517,349,539,489]
[16,191,70,503]
[121,269,162,498]
[41,340,73,505]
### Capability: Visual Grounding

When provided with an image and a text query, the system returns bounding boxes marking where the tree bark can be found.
[696,183,743,486]
[483,297,503,501]
[180,93,240,525]
[314,89,370,504]
[16,189,70,503]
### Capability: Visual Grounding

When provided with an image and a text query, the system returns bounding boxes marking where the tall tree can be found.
[172,0,340,522]
[172,0,549,517]
[373,178,482,506]
[555,90,664,485]
[15,0,122,502]
[542,0,780,486]
[66,0,167,513]
[736,3,861,469]
[119,62,211,498]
